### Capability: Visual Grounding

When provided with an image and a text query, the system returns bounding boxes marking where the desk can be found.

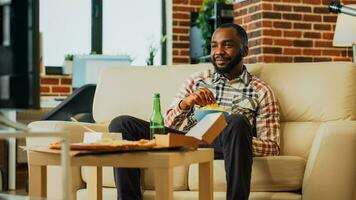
[28,148,214,200]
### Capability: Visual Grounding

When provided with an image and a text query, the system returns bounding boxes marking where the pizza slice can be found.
[49,138,156,151]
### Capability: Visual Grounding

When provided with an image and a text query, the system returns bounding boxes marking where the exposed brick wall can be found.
[234,0,355,63]
[172,0,204,64]
[40,75,72,96]
[172,0,355,64]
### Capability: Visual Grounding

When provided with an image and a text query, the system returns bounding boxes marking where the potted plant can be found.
[146,35,167,66]
[197,0,233,56]
[63,54,74,75]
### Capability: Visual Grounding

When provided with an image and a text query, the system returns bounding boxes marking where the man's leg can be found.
[212,114,253,200]
[109,115,184,200]
[109,115,148,200]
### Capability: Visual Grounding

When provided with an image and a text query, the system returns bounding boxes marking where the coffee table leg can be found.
[28,165,47,198]
[87,166,103,200]
[154,167,173,200]
[199,161,213,200]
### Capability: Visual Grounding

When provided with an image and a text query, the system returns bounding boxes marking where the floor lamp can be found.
[331,4,356,64]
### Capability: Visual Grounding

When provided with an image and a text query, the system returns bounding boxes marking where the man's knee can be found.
[108,115,133,132]
[221,114,253,148]
[225,114,251,129]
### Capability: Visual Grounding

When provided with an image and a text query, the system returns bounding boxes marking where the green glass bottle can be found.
[150,93,166,139]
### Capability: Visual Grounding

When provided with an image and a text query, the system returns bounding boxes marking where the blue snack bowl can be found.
[194,109,229,122]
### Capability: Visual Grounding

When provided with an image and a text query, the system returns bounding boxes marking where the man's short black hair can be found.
[218,23,248,47]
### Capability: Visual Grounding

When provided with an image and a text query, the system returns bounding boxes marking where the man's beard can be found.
[212,51,243,75]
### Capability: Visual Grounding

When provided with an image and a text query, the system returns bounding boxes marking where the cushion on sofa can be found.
[77,189,302,200]
[143,191,302,200]
[259,62,356,122]
[77,187,117,200]
[141,166,189,191]
[93,65,212,123]
[82,166,116,187]
[81,166,189,191]
[77,188,302,200]
[280,122,321,158]
[189,156,305,192]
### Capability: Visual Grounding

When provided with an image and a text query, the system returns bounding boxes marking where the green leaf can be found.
[196,0,227,55]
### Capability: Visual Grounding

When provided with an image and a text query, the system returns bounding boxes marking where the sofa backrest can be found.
[93,64,211,123]
[259,62,356,122]
[93,62,356,157]
[258,62,356,157]
[93,63,262,124]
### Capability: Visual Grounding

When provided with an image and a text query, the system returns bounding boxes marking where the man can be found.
[109,23,280,200]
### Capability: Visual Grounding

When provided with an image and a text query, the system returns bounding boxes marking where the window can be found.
[40,0,164,66]
[103,0,162,65]
[40,0,91,66]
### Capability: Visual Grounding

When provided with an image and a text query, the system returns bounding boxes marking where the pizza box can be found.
[155,112,227,149]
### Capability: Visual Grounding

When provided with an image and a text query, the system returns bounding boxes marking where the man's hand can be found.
[179,88,216,110]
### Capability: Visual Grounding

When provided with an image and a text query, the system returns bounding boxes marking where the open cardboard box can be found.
[155,112,227,149]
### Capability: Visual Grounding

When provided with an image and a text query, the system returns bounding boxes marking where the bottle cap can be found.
[153,93,160,98]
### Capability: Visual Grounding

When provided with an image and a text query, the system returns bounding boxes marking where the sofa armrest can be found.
[302,121,356,200]
[26,120,108,200]
[27,120,108,144]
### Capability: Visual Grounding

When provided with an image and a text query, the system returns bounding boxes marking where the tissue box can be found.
[83,132,122,143]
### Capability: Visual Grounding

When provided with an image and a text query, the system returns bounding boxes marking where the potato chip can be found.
[199,104,226,111]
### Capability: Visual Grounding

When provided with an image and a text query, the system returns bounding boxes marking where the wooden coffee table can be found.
[28,148,214,200]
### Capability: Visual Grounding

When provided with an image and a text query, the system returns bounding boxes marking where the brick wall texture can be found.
[172,0,356,64]
[40,75,72,97]
[172,0,204,64]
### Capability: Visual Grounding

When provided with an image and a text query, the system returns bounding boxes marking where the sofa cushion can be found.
[81,166,189,191]
[93,64,212,123]
[141,166,189,191]
[82,166,116,187]
[280,122,321,158]
[77,187,117,200]
[189,156,305,192]
[258,62,356,122]
[77,189,301,200]
[143,191,301,200]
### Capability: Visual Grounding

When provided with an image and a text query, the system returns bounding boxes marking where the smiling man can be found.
[109,23,281,200]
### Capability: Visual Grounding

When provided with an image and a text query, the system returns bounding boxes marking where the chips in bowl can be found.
[199,104,226,111]
[194,104,229,121]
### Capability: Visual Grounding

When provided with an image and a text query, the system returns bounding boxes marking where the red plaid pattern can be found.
[164,67,280,156]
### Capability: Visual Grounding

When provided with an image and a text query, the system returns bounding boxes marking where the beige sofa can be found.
[27,62,356,200]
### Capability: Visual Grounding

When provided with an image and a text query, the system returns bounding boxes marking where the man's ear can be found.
[243,46,249,57]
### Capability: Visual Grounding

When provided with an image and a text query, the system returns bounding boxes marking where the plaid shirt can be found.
[164,66,280,156]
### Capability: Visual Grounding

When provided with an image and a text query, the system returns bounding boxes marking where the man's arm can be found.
[253,85,281,156]
[164,69,214,129]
